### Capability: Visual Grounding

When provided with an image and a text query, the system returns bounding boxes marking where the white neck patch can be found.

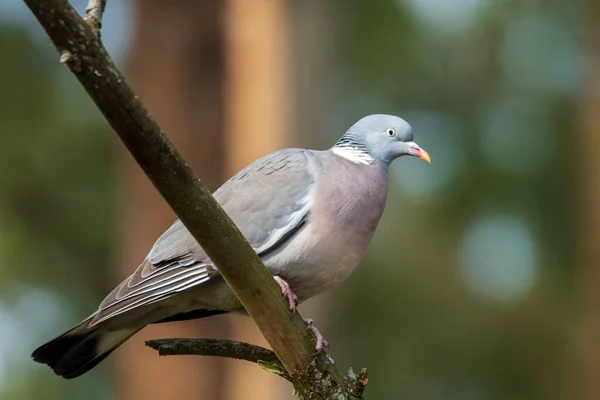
[332,146,375,165]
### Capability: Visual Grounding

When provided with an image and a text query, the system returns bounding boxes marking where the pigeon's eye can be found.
[386,128,396,137]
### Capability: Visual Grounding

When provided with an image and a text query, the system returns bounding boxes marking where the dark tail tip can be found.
[32,324,108,379]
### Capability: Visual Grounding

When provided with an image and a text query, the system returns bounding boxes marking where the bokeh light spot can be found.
[0,288,68,384]
[460,213,538,302]
[403,0,490,35]
[500,15,586,94]
[479,97,555,175]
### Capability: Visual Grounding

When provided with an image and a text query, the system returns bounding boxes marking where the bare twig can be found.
[22,1,363,398]
[146,338,279,364]
[146,338,290,380]
[147,338,369,398]
[83,0,107,37]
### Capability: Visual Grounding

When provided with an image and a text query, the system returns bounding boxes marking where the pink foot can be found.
[274,276,298,312]
[305,318,329,352]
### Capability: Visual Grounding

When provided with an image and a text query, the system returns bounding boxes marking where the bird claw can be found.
[273,276,298,312]
[305,318,329,352]
[272,277,327,352]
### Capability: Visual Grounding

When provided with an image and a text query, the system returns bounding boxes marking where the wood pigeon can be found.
[32,114,431,378]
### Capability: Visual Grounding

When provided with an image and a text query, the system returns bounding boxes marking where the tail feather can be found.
[32,317,140,379]
[33,308,228,378]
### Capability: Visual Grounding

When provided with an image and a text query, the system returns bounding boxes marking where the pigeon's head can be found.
[333,114,431,167]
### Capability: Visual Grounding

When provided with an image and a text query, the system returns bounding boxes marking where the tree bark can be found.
[114,1,228,399]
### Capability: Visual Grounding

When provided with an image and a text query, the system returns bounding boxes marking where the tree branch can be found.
[146,338,280,364]
[83,0,106,37]
[146,338,290,380]
[23,0,363,398]
[146,338,369,397]
[347,367,369,398]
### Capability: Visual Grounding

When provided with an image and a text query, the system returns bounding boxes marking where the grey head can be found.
[332,114,431,168]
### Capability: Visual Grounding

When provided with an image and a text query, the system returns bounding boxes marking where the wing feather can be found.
[91,149,317,326]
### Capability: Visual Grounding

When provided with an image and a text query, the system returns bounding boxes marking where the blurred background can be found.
[0,0,597,399]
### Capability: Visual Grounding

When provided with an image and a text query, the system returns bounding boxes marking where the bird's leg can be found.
[305,318,329,352]
[273,275,298,312]
[272,276,327,352]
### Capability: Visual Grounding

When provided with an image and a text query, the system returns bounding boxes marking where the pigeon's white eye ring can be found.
[386,128,396,137]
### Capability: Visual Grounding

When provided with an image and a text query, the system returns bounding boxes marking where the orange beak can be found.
[408,142,431,163]
[415,148,431,163]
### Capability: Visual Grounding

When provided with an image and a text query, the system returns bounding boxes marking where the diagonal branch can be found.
[22,0,360,398]
[83,0,107,37]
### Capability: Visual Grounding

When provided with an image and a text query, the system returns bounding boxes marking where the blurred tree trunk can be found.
[288,0,337,149]
[221,1,337,399]
[575,6,600,399]
[114,1,229,399]
[221,0,290,399]
[284,2,338,399]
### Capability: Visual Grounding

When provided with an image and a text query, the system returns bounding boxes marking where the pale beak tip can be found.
[418,149,431,164]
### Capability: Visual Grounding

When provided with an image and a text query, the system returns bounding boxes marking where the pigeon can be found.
[32,114,431,379]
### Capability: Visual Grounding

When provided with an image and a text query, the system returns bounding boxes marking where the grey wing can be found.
[90,149,318,326]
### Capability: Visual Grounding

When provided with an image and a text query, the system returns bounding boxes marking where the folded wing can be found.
[90,149,318,326]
